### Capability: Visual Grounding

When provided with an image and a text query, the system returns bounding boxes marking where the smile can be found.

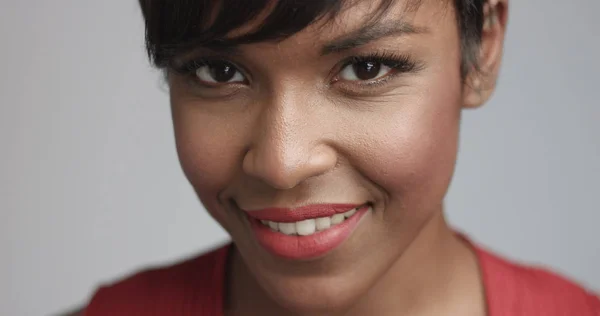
[258,205,362,236]
[243,203,371,260]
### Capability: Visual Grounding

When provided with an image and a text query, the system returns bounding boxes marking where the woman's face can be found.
[169,0,472,311]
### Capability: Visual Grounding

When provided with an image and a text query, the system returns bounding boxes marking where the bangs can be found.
[138,0,483,78]
[138,0,399,68]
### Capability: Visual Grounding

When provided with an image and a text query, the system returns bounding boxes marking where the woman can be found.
[74,0,600,315]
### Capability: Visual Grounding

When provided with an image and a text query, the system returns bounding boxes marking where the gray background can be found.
[1,0,598,315]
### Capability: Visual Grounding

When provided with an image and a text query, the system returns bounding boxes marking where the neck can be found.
[226,210,486,316]
[347,211,486,315]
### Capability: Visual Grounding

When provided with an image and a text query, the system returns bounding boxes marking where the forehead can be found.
[166,0,455,59]
[290,0,451,50]
[213,2,455,70]
[224,0,448,42]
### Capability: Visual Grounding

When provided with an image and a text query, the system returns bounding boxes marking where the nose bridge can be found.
[243,89,336,189]
[260,100,307,171]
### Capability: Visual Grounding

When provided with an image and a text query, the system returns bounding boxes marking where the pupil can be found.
[353,61,381,80]
[210,62,236,82]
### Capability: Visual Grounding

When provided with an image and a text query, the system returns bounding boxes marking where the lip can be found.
[245,203,364,222]
[243,204,370,260]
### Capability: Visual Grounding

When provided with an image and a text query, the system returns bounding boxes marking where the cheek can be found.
[170,101,247,222]
[350,74,462,214]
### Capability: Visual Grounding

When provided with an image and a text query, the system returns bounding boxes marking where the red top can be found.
[85,243,600,316]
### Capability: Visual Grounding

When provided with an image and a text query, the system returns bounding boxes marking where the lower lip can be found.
[248,206,369,260]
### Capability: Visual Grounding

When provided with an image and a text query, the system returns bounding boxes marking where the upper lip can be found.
[243,203,366,222]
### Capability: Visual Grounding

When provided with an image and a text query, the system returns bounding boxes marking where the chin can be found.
[259,271,367,313]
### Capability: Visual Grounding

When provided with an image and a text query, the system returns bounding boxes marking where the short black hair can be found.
[138,0,485,77]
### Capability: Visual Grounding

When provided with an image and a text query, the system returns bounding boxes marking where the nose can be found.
[242,96,338,190]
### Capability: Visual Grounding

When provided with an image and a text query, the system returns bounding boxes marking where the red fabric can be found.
[475,246,600,315]
[85,243,600,315]
[85,245,228,316]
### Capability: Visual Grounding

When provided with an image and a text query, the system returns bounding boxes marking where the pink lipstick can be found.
[244,203,370,260]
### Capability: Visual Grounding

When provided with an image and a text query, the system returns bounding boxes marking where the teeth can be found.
[315,217,331,231]
[268,221,279,231]
[331,214,345,225]
[259,206,366,236]
[296,219,316,236]
[278,222,296,235]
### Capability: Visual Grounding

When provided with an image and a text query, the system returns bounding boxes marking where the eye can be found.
[195,61,246,85]
[333,53,420,86]
[339,60,394,82]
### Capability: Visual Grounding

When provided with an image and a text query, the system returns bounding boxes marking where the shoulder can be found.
[57,308,84,316]
[84,244,230,315]
[476,246,600,315]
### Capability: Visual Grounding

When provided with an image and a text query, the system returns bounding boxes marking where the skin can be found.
[65,0,508,315]
[172,0,507,315]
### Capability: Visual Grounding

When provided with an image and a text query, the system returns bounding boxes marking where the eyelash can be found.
[341,52,418,73]
[173,59,247,80]
[172,52,421,89]
[334,52,420,85]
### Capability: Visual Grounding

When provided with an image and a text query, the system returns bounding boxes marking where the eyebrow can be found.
[179,19,427,63]
[171,44,242,67]
[320,19,428,55]
[196,44,243,56]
